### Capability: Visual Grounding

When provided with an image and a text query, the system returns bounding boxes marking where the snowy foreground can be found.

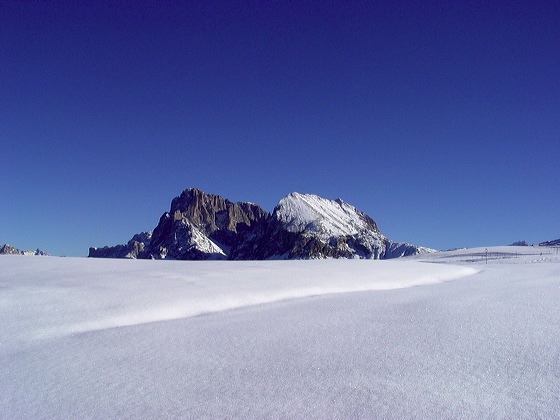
[1,247,559,419]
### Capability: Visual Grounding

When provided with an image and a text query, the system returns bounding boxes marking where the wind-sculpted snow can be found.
[0,256,474,341]
[2,247,559,419]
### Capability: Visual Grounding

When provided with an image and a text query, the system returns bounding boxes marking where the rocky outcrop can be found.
[89,188,435,260]
[0,244,50,256]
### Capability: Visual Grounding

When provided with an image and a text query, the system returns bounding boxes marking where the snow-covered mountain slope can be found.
[89,188,434,260]
[274,192,380,237]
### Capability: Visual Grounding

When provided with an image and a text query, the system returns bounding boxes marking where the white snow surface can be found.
[274,192,378,237]
[1,246,559,419]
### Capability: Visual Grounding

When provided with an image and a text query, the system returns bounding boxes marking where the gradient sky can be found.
[1,0,559,257]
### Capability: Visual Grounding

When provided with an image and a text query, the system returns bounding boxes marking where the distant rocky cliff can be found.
[0,244,49,256]
[89,188,435,261]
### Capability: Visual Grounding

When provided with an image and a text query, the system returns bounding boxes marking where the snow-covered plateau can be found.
[1,246,559,419]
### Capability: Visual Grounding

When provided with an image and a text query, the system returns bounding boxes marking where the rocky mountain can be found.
[144,188,268,260]
[89,188,435,260]
[0,244,49,256]
[231,192,433,260]
[539,239,560,247]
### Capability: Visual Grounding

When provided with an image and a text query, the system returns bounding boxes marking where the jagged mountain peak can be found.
[168,188,268,235]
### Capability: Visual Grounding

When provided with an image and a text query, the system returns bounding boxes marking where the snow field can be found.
[0,256,475,343]
[1,247,559,419]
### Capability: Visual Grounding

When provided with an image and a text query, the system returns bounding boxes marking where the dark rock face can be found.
[229,217,298,260]
[510,241,529,246]
[89,188,434,260]
[169,188,267,237]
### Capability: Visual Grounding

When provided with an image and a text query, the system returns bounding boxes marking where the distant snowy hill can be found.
[89,188,435,260]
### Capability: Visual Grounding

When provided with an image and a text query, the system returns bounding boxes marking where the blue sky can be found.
[1,0,558,256]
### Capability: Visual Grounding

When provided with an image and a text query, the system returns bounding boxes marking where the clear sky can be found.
[1,0,559,257]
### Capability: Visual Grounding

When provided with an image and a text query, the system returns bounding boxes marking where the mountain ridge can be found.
[89,188,435,260]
